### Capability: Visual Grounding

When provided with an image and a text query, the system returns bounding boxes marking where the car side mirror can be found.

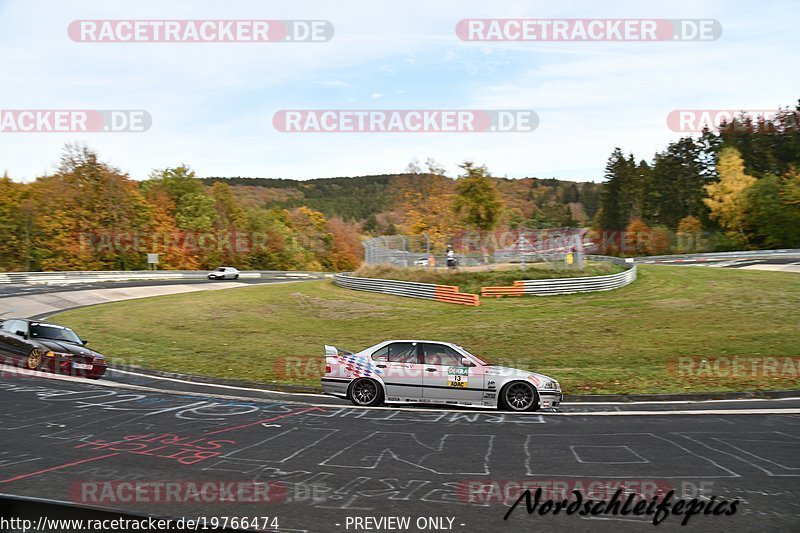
[461,357,475,367]
[81,339,89,345]
[15,330,27,339]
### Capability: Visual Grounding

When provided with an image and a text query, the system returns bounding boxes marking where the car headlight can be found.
[45,351,71,358]
[543,380,560,390]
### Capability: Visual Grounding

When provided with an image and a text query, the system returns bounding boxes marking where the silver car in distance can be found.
[207,266,240,280]
[321,340,562,411]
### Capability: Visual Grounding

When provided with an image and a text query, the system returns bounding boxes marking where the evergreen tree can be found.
[598,148,632,230]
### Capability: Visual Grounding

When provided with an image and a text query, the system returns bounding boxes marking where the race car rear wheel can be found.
[500,381,539,412]
[25,348,43,371]
[349,378,384,407]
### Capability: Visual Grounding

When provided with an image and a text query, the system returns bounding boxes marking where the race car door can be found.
[420,343,484,404]
[370,341,424,401]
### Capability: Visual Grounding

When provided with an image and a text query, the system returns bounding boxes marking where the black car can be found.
[0,318,107,379]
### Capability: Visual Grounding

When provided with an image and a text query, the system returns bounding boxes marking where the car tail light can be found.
[325,363,331,374]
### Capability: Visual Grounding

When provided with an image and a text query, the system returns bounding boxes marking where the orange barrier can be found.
[481,281,524,297]
[434,285,480,306]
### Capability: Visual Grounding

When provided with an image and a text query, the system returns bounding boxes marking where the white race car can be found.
[207,266,240,280]
[321,340,562,411]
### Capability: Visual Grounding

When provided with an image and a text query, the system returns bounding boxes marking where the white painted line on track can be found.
[557,409,800,416]
[571,397,800,405]
[110,367,331,398]
[2,365,798,417]
[110,368,800,406]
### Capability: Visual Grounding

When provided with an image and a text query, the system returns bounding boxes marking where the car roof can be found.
[375,340,458,346]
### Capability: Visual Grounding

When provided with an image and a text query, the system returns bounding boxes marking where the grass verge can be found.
[52,266,800,395]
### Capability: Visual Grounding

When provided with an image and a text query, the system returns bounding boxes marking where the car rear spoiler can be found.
[324,345,353,357]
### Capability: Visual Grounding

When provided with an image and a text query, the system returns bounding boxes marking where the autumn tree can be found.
[676,215,704,252]
[0,173,27,270]
[142,166,220,267]
[325,218,363,271]
[703,147,757,242]
[394,172,457,249]
[624,218,670,256]
[29,144,152,270]
[452,161,502,231]
[210,182,246,229]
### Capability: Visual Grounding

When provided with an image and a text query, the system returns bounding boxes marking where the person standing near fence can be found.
[446,246,457,270]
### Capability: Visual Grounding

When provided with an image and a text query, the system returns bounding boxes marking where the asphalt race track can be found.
[0,278,289,299]
[0,372,799,532]
[638,256,800,273]
[0,279,799,532]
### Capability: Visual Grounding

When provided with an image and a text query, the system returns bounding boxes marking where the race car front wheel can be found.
[349,378,384,407]
[500,381,539,412]
[25,348,43,371]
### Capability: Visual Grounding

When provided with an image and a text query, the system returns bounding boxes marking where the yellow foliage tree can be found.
[394,174,458,250]
[676,215,703,252]
[703,147,756,238]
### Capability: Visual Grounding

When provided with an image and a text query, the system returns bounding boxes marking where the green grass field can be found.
[52,265,800,395]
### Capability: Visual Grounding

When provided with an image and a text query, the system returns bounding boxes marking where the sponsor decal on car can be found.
[337,353,383,379]
[447,367,470,388]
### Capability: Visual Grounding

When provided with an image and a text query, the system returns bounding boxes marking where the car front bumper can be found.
[46,357,107,379]
[539,391,562,409]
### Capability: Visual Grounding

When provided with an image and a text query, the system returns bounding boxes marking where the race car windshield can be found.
[458,346,491,365]
[30,324,83,344]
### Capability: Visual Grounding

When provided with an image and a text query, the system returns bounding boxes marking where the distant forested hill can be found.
[202,174,602,226]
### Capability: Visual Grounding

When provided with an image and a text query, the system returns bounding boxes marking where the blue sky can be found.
[1,0,798,182]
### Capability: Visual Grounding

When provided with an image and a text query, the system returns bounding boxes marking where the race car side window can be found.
[421,343,463,366]
[371,345,389,361]
[372,343,419,363]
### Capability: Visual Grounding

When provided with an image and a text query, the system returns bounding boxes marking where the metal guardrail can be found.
[335,256,635,305]
[482,255,636,297]
[0,270,329,285]
[634,249,800,263]
[333,273,480,306]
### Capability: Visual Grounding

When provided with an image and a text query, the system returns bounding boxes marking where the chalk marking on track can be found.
[0,453,118,484]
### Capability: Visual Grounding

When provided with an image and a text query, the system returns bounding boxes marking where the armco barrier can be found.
[0,270,329,285]
[334,273,479,306]
[482,255,636,297]
[635,249,800,263]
